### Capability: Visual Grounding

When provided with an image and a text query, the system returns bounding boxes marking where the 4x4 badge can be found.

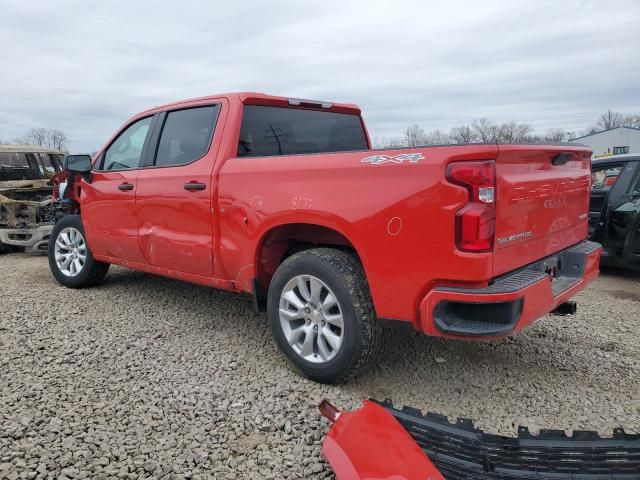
[361,153,424,165]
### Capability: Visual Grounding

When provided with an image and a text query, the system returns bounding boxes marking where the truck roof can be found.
[592,153,640,167]
[144,92,362,116]
[0,144,66,154]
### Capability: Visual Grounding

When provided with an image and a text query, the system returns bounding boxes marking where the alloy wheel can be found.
[54,227,87,277]
[279,275,344,363]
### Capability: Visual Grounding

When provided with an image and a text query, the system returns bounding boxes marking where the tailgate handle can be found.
[552,152,573,166]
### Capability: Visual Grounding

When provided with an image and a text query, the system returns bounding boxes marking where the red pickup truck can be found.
[48,92,601,383]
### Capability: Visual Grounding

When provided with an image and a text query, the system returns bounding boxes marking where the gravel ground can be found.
[1,254,639,479]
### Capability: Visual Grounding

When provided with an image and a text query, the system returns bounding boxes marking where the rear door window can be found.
[154,106,219,167]
[238,106,368,157]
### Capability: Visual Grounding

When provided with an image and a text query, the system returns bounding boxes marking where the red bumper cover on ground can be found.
[320,400,444,480]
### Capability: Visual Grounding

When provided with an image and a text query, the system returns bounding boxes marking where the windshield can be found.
[0,152,63,181]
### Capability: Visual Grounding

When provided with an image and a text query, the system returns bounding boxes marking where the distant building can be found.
[570,126,640,158]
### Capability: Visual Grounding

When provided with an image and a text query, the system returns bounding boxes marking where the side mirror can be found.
[64,154,92,173]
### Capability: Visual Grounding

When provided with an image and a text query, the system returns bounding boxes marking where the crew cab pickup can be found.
[48,92,601,383]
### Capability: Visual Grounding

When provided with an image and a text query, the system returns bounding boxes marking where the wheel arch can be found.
[252,220,366,309]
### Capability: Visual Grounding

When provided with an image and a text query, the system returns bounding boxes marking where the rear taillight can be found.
[446,160,496,252]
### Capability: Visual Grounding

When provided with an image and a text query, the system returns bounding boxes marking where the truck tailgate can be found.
[493,144,592,276]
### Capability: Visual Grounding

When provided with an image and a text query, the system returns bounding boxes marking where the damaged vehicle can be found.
[47,92,601,383]
[589,154,640,270]
[319,399,640,479]
[0,145,65,254]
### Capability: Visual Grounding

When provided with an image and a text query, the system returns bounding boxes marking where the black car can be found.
[589,154,640,270]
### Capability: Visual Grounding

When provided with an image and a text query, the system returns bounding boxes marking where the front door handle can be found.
[184,182,206,191]
[118,183,134,191]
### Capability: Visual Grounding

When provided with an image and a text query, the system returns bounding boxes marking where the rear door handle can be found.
[118,183,134,191]
[184,182,206,191]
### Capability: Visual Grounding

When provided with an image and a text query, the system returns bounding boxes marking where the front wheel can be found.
[48,215,110,288]
[267,248,382,383]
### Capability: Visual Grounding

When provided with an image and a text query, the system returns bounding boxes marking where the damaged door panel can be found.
[589,155,640,270]
[0,146,65,253]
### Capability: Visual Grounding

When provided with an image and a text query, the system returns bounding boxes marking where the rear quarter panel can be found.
[217,145,500,323]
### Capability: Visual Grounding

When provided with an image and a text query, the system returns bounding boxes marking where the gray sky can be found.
[1,0,639,151]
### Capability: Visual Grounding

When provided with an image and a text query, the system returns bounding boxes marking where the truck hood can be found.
[0,179,52,190]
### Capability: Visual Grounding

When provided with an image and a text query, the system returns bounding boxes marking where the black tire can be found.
[48,215,110,288]
[267,248,382,383]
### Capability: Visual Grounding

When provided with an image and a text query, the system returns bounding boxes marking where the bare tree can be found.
[404,125,427,147]
[424,129,450,145]
[498,121,533,143]
[623,114,640,128]
[373,136,406,149]
[543,128,568,142]
[28,127,50,146]
[471,118,499,143]
[449,125,477,144]
[376,109,640,151]
[13,127,69,150]
[597,110,625,130]
[49,129,68,150]
[579,126,599,137]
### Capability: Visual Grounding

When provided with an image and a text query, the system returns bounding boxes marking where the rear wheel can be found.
[48,215,110,288]
[268,248,381,383]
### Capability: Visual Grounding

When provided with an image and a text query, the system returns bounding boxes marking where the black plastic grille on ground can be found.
[375,400,640,479]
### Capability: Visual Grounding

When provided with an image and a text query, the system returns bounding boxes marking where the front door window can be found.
[102,116,153,171]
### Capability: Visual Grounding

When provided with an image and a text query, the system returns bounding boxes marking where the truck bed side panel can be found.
[218,145,500,323]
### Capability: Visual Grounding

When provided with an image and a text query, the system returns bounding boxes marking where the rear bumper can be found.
[0,226,52,254]
[420,240,602,339]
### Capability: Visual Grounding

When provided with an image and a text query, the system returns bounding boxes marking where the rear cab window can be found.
[237,106,368,157]
[154,105,219,167]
